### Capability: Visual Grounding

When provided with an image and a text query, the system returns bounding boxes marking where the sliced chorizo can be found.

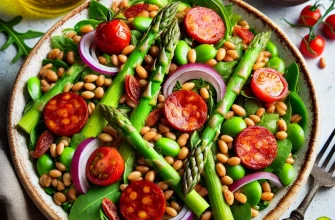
[124,4,149,19]
[145,108,163,127]
[30,130,54,158]
[235,126,277,170]
[43,92,88,136]
[125,75,140,104]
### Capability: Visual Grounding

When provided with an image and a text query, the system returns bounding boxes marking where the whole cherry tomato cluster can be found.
[294,1,335,58]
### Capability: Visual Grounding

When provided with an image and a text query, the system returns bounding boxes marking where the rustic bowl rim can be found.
[7,1,320,219]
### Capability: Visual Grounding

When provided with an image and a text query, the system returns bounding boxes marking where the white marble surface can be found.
[0,0,334,219]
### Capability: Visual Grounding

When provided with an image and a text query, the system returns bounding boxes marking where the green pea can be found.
[146,0,168,8]
[268,57,286,73]
[37,154,55,176]
[175,40,191,65]
[265,41,278,58]
[132,17,153,33]
[277,163,296,186]
[60,147,75,170]
[287,123,305,153]
[194,44,217,63]
[240,180,262,207]
[177,2,191,12]
[27,77,42,101]
[155,137,180,157]
[221,117,246,137]
[62,202,72,213]
[225,164,245,181]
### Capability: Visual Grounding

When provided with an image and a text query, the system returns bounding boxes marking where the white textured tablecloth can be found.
[1,0,335,219]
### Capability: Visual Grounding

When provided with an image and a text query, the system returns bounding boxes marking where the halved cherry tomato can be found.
[102,198,121,220]
[86,147,124,186]
[30,130,54,158]
[95,19,131,54]
[43,92,88,136]
[299,4,321,27]
[164,90,207,132]
[235,126,277,170]
[125,75,140,104]
[146,108,163,127]
[233,26,254,44]
[120,180,166,220]
[323,14,335,39]
[251,68,289,103]
[124,4,149,18]
[299,34,325,58]
[184,7,225,44]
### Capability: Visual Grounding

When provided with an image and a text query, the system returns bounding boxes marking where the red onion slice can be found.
[167,205,193,220]
[229,172,284,193]
[70,138,100,194]
[162,63,226,102]
[79,31,119,75]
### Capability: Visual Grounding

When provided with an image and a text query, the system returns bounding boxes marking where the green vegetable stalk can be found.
[99,104,209,217]
[77,2,179,142]
[119,19,181,182]
[183,32,271,195]
[18,62,87,133]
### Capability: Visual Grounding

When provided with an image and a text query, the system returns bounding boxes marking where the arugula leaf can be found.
[230,202,251,220]
[214,61,237,83]
[70,133,86,149]
[259,113,279,134]
[172,80,183,92]
[0,16,44,63]
[69,184,121,220]
[268,139,292,171]
[130,30,143,46]
[51,36,78,54]
[257,200,270,211]
[88,0,113,21]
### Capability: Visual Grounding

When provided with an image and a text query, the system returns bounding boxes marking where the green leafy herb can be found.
[130,30,143,46]
[74,19,102,34]
[51,36,78,54]
[44,187,55,195]
[123,151,136,184]
[257,200,270,211]
[29,121,47,151]
[99,209,109,220]
[70,133,86,149]
[268,139,292,171]
[207,90,215,115]
[244,98,262,116]
[172,80,183,92]
[69,184,121,220]
[42,59,69,69]
[285,62,299,93]
[88,0,113,21]
[259,113,279,134]
[230,201,251,220]
[0,16,44,63]
[214,61,237,83]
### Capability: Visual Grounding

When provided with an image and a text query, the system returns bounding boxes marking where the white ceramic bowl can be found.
[8,1,320,219]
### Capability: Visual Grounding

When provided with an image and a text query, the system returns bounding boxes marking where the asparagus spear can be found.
[78,2,179,140]
[99,104,209,217]
[18,62,87,134]
[183,31,271,195]
[119,19,181,182]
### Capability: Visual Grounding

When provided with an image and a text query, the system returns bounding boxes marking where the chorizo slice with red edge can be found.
[235,126,277,170]
[184,6,225,44]
[124,4,149,19]
[164,90,207,132]
[145,108,163,127]
[102,198,121,220]
[43,92,88,136]
[125,75,140,104]
[119,180,166,220]
[30,130,54,158]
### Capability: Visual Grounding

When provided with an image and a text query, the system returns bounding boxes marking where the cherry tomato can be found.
[125,75,140,104]
[184,7,225,44]
[124,4,149,18]
[299,34,325,58]
[102,198,121,220]
[95,19,131,54]
[164,90,208,132]
[233,26,254,44]
[86,147,124,186]
[323,14,335,39]
[43,92,88,136]
[30,130,54,158]
[299,5,321,26]
[120,180,166,220]
[235,126,277,170]
[251,68,289,103]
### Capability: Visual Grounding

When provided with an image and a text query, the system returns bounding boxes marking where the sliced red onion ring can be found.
[229,172,284,193]
[162,63,226,102]
[90,42,99,63]
[79,31,119,75]
[70,138,100,194]
[168,205,193,220]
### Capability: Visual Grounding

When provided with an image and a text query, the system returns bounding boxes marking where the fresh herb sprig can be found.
[0,16,44,63]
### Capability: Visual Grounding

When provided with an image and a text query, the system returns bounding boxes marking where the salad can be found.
[17,0,308,219]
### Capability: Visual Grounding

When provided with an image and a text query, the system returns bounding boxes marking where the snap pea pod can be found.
[285,62,299,93]
[18,62,87,134]
[76,3,179,143]
[183,31,271,195]
[99,104,209,217]
[289,91,308,130]
[27,77,42,101]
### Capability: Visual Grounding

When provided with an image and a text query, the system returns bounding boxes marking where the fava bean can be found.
[146,0,168,8]
[240,181,262,207]
[287,123,305,153]
[221,117,247,137]
[27,77,42,101]
[132,17,153,33]
[60,147,75,170]
[265,41,278,58]
[37,154,55,176]
[175,40,191,65]
[277,163,296,186]
[268,57,286,73]
[194,44,217,63]
[155,137,180,157]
